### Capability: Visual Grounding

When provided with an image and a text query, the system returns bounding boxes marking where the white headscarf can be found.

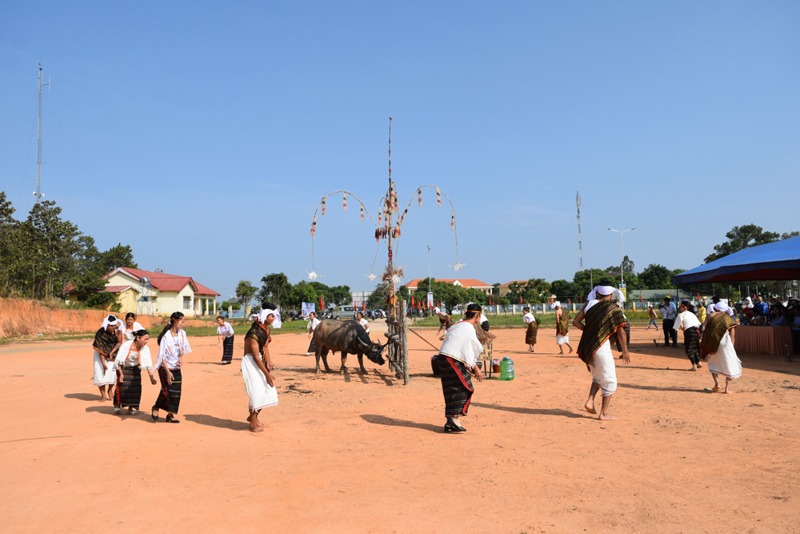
[552,301,561,309]
[434,307,440,315]
[101,315,120,330]
[713,302,730,313]
[743,297,754,308]
[586,285,625,304]
[258,308,282,329]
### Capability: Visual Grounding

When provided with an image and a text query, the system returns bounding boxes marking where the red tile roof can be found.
[105,267,220,296]
[405,278,493,290]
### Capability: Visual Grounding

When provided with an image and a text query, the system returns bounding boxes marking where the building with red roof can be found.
[102,267,220,317]
[404,278,493,295]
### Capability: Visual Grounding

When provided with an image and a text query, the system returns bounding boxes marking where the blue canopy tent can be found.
[673,236,800,285]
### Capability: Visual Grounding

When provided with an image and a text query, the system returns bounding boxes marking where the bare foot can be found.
[568,348,573,354]
[249,424,264,433]
[583,401,597,414]
[688,366,697,371]
[599,413,619,420]
[697,363,703,368]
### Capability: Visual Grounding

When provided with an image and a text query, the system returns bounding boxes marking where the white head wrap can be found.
[713,302,730,313]
[249,313,259,321]
[434,307,440,315]
[101,315,120,330]
[743,297,754,308]
[552,301,561,308]
[587,285,622,302]
[258,308,282,329]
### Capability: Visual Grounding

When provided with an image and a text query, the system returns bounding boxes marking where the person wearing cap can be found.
[659,297,678,347]
[674,301,703,371]
[435,307,452,339]
[522,306,538,352]
[92,315,123,401]
[432,303,484,433]
[241,304,280,432]
[700,302,742,393]
[553,301,573,355]
[646,305,659,331]
[573,285,631,420]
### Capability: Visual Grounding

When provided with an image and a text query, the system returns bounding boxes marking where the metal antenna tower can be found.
[576,191,583,269]
[34,64,48,202]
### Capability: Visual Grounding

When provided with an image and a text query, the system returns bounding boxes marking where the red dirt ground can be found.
[1,321,799,533]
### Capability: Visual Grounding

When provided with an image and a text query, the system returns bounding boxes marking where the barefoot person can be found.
[674,301,703,371]
[573,285,631,420]
[151,312,191,424]
[92,315,122,401]
[700,302,742,393]
[242,306,279,432]
[432,303,484,433]
[554,301,573,355]
[216,316,235,365]
[522,306,538,352]
[113,329,157,415]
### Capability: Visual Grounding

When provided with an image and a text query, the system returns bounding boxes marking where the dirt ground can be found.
[1,321,799,533]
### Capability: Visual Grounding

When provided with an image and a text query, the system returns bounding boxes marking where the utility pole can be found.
[35,64,49,203]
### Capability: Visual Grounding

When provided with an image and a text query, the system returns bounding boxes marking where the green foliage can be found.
[705,224,781,263]
[638,264,674,289]
[257,273,288,306]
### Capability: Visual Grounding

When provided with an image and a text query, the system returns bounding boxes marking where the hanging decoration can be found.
[417,187,423,207]
[310,215,317,237]
[360,205,365,221]
[436,187,442,207]
[342,193,347,211]
[321,198,327,215]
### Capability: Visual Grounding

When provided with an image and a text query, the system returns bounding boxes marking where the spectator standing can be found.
[660,297,678,347]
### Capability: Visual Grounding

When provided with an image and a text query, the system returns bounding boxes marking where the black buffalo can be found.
[311,319,387,374]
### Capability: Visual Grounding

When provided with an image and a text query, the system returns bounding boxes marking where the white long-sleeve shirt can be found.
[155,329,191,370]
[115,339,154,370]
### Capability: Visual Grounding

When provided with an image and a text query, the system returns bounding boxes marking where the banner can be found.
[427,292,434,308]
[301,302,315,317]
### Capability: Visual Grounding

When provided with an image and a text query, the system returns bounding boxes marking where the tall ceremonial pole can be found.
[576,191,583,269]
[386,116,396,322]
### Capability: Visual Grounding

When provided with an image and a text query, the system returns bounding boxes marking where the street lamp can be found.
[606,227,637,285]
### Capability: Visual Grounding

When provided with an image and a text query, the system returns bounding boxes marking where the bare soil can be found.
[1,322,799,533]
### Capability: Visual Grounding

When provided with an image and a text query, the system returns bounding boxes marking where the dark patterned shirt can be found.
[245,321,270,355]
[93,328,118,357]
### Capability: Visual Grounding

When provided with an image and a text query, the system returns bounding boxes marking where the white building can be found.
[103,267,220,317]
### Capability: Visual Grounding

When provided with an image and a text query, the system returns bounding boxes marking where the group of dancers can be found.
[91,305,281,431]
[92,311,191,423]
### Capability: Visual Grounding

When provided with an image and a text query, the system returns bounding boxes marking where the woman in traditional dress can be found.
[433,303,484,433]
[118,312,145,342]
[242,306,280,432]
[216,316,235,365]
[306,311,321,356]
[151,311,191,423]
[435,307,452,339]
[522,306,538,352]
[113,329,157,415]
[554,301,573,355]
[700,302,742,393]
[92,315,122,401]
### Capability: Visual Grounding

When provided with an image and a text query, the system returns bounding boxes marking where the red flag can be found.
[353,300,357,310]
[362,301,366,311]
[411,295,415,307]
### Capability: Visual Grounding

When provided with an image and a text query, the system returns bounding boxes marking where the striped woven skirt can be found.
[684,326,701,365]
[525,322,538,345]
[154,367,182,413]
[115,366,143,409]
[434,355,474,418]
[221,336,234,362]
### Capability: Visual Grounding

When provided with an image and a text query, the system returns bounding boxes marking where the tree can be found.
[236,280,258,307]
[98,244,137,272]
[21,200,82,299]
[523,278,551,303]
[0,192,21,296]
[288,280,317,309]
[705,225,781,263]
[638,264,674,289]
[329,285,352,306]
[258,273,291,307]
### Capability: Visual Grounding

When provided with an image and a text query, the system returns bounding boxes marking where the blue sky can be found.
[1,1,798,301]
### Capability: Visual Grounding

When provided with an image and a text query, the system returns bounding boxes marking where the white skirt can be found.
[241,354,279,411]
[589,341,617,396]
[707,332,743,380]
[557,333,570,345]
[93,351,116,386]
